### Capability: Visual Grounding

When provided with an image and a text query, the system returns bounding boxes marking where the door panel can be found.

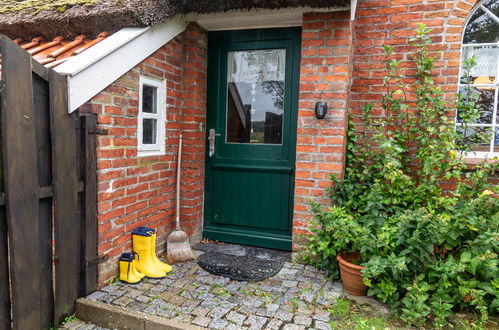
[204,28,301,251]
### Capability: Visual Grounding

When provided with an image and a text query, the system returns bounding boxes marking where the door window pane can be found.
[142,85,157,114]
[226,49,285,144]
[142,119,157,144]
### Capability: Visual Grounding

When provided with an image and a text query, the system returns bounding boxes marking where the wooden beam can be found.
[50,71,80,324]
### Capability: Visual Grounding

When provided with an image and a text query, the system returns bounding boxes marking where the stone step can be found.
[76,298,205,330]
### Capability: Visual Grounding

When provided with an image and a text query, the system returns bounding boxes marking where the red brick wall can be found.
[351,0,479,121]
[82,23,207,285]
[292,11,354,249]
[292,1,488,247]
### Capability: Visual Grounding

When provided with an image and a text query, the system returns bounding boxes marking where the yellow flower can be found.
[481,189,494,196]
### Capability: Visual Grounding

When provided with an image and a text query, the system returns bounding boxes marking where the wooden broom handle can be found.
[176,135,182,229]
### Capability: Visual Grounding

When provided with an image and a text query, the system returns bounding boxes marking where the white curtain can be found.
[462,45,499,78]
[228,49,286,83]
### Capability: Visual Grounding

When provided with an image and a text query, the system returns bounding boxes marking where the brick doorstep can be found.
[76,298,205,330]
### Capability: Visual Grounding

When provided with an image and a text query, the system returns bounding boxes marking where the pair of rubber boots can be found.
[119,227,173,284]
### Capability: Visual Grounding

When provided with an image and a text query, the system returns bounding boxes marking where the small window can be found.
[138,76,166,156]
[457,0,499,157]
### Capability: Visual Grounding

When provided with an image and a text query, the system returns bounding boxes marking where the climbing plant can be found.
[306,24,498,327]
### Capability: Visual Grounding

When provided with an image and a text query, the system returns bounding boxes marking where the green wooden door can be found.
[204,28,301,251]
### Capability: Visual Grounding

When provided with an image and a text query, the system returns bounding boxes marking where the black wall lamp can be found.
[315,101,328,119]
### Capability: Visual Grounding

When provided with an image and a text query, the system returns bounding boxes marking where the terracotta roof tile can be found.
[12,32,110,69]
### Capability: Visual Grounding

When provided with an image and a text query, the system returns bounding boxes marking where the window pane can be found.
[463,8,499,44]
[142,119,157,144]
[226,49,285,144]
[142,85,157,114]
[494,127,499,152]
[460,45,498,84]
[457,86,495,124]
[483,0,499,18]
[456,126,492,152]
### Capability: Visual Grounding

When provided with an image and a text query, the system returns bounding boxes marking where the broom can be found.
[166,134,196,264]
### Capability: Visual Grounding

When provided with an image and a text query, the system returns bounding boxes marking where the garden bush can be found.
[306,24,498,327]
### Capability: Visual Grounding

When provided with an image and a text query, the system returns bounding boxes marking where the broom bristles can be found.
[167,230,196,264]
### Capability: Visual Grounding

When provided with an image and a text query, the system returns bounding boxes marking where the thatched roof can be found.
[0,0,350,39]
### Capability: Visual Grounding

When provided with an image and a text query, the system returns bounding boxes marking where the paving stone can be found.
[265,303,279,313]
[264,319,283,330]
[97,294,118,304]
[282,280,298,288]
[275,309,294,321]
[62,320,86,329]
[126,301,147,312]
[314,320,332,330]
[182,299,201,308]
[150,284,167,292]
[226,324,245,330]
[173,313,194,323]
[244,315,267,329]
[168,294,186,306]
[208,306,231,319]
[279,268,299,276]
[226,311,246,325]
[191,306,210,317]
[242,298,264,308]
[77,325,97,330]
[282,324,306,330]
[86,291,106,301]
[113,296,133,307]
[313,309,330,322]
[294,314,312,326]
[209,318,228,329]
[135,295,150,303]
[192,316,211,327]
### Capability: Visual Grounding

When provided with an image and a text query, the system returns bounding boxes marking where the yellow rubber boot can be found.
[149,232,173,274]
[131,252,146,280]
[119,253,142,284]
[132,231,166,279]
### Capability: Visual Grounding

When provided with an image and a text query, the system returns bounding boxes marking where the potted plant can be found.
[308,204,369,296]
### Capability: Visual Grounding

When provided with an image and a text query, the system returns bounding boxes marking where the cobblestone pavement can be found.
[86,259,345,329]
[60,320,111,330]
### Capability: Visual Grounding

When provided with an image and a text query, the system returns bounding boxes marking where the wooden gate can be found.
[0,35,98,329]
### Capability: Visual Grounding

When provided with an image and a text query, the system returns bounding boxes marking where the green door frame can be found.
[203,27,302,251]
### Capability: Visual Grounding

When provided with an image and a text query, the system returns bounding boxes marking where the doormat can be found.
[194,243,290,281]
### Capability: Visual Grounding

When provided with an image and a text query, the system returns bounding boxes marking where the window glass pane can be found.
[142,85,157,114]
[460,45,498,84]
[226,49,285,144]
[456,126,492,152]
[457,86,495,124]
[463,8,499,44]
[483,0,499,18]
[494,127,499,152]
[142,119,157,144]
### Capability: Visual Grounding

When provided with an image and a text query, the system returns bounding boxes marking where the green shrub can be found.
[306,24,498,327]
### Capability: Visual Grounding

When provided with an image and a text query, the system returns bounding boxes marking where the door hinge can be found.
[87,255,109,267]
[88,127,108,135]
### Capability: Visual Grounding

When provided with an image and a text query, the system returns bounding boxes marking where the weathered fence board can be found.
[0,34,98,329]
[51,71,81,325]
[33,72,56,328]
[79,114,98,296]
[0,35,48,329]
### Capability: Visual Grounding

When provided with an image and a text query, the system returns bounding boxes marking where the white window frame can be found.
[138,75,166,157]
[457,0,499,158]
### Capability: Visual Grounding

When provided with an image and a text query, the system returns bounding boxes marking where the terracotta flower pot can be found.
[337,251,368,296]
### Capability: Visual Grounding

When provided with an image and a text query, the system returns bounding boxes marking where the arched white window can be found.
[457,0,499,157]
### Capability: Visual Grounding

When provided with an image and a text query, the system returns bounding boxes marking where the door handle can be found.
[208,128,221,157]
